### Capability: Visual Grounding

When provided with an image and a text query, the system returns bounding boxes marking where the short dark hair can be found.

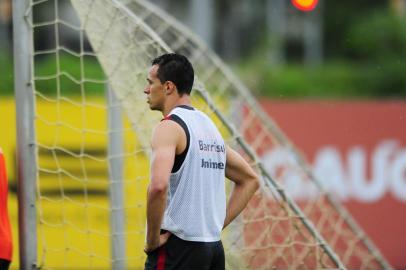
[151,53,194,95]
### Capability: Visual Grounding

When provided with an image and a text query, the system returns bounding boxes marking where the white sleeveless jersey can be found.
[161,106,226,242]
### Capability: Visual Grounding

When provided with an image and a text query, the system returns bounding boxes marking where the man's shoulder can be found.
[154,118,180,131]
[151,118,186,150]
[153,118,184,139]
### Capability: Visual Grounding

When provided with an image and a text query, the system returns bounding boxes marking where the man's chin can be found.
[148,104,159,111]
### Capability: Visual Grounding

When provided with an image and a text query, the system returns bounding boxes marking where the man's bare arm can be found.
[145,121,179,251]
[223,145,260,229]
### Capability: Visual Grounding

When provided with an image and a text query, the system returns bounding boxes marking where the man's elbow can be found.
[149,179,168,195]
[247,170,260,192]
[249,172,260,192]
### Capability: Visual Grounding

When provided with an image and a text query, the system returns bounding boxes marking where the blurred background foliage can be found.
[1,0,405,98]
[236,1,406,99]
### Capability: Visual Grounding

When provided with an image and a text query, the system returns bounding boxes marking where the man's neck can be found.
[162,95,191,116]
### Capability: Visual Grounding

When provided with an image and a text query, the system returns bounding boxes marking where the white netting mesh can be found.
[24,0,390,269]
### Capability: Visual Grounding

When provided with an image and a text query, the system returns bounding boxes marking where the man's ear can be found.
[165,81,176,95]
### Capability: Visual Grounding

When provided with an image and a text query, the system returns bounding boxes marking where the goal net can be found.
[121,1,393,269]
[15,0,391,269]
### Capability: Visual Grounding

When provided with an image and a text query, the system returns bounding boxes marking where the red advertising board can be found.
[260,100,406,269]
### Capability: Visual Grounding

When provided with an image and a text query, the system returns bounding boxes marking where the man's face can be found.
[144,65,165,111]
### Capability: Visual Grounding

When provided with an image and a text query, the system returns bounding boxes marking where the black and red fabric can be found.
[144,234,225,270]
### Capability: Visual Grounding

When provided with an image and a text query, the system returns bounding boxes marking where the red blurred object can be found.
[291,0,318,11]
[0,149,13,262]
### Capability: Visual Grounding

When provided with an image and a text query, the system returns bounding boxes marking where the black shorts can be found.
[144,233,225,270]
[0,259,10,270]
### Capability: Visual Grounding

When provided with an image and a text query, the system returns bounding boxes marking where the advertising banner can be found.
[260,100,406,269]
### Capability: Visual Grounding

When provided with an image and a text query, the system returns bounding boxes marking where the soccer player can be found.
[0,148,12,270]
[143,53,260,270]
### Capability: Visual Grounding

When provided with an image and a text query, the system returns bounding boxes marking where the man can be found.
[0,148,12,270]
[144,53,259,270]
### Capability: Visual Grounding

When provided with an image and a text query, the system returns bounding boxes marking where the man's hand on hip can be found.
[144,231,171,253]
